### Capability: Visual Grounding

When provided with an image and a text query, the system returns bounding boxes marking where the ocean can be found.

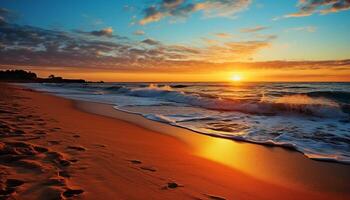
[24,82,350,163]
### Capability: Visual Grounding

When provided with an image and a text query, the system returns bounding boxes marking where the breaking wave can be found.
[117,84,348,118]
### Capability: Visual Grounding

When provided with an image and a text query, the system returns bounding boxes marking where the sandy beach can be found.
[0,83,349,200]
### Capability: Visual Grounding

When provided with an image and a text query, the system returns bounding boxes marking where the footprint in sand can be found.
[6,179,25,188]
[93,144,106,148]
[67,146,86,151]
[205,194,226,200]
[58,170,70,178]
[128,160,156,172]
[0,186,16,196]
[69,159,78,163]
[39,186,64,199]
[50,127,61,131]
[0,142,48,166]
[13,129,25,135]
[128,159,142,164]
[44,177,66,186]
[62,188,84,198]
[161,182,184,190]
[16,159,47,172]
[45,151,71,167]
[140,166,157,172]
[33,146,49,153]
[47,140,60,145]
[19,136,42,141]
[33,130,46,135]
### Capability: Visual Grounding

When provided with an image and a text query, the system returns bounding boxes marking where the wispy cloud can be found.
[285,0,350,18]
[240,25,268,33]
[285,26,317,32]
[134,30,145,35]
[139,0,252,25]
[214,32,233,38]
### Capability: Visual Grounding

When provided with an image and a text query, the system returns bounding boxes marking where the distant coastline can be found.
[0,69,103,83]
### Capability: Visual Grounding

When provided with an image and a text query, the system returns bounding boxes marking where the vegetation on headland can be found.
[0,70,91,83]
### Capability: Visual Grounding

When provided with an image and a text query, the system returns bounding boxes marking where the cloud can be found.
[201,40,271,62]
[0,8,16,24]
[240,25,268,33]
[139,6,165,25]
[255,34,278,40]
[244,60,350,70]
[139,0,252,25]
[75,27,115,38]
[285,0,350,18]
[141,38,161,45]
[4,15,344,73]
[90,27,114,37]
[195,0,252,18]
[134,30,145,35]
[214,33,232,38]
[285,26,317,32]
[0,20,277,71]
[201,38,220,45]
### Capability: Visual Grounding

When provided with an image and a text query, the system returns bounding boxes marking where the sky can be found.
[0,0,350,82]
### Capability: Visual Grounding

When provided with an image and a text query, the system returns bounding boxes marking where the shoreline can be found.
[21,81,350,165]
[1,83,349,199]
[106,103,350,165]
[76,100,350,192]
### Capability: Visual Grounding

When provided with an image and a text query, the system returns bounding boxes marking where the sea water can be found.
[25,82,350,163]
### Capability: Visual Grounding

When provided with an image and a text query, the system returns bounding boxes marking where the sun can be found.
[230,74,242,82]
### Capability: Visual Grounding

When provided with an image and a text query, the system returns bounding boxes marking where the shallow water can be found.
[24,82,350,163]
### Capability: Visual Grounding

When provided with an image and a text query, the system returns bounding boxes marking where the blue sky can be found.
[0,0,349,81]
[1,0,349,61]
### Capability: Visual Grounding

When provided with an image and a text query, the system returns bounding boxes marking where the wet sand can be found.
[0,83,349,199]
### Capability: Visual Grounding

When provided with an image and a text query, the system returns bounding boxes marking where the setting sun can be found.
[231,74,242,82]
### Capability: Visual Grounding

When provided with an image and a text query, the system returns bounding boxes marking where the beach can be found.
[0,83,349,200]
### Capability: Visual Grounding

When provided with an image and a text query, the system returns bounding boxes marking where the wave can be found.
[121,84,347,118]
[170,84,189,88]
[104,86,130,93]
[306,91,350,104]
[40,83,349,118]
[143,114,176,124]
